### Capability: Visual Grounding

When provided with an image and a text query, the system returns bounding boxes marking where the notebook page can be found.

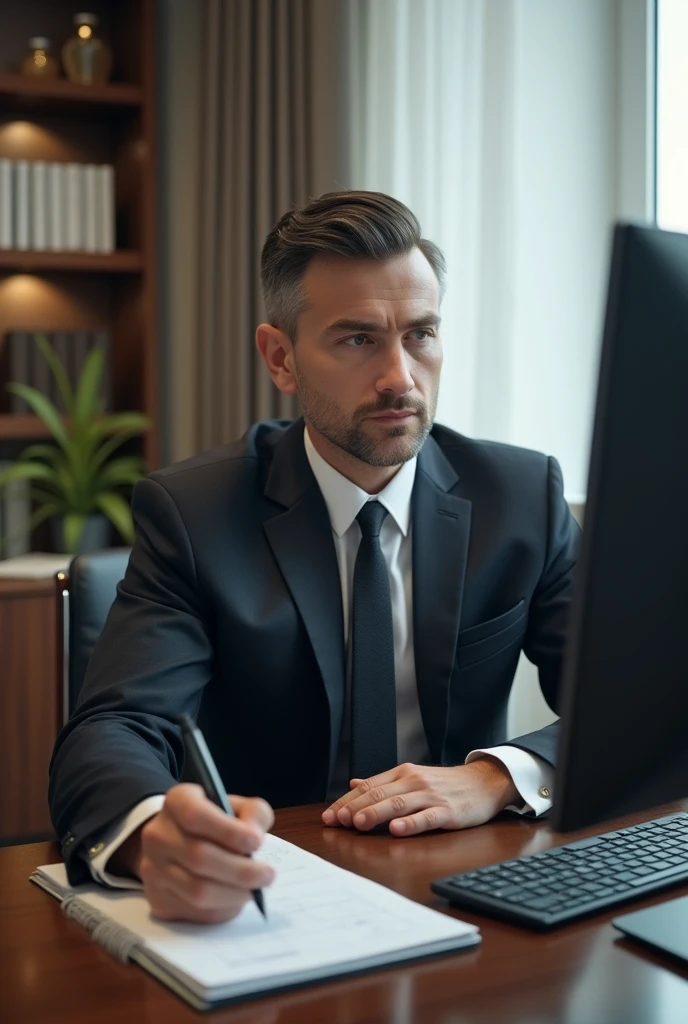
[35,834,477,994]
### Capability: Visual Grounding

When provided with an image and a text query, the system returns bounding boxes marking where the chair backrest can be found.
[63,548,131,714]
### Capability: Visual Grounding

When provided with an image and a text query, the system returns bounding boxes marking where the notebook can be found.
[31,833,479,1010]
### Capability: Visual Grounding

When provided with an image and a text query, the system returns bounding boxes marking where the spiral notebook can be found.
[31,833,479,1011]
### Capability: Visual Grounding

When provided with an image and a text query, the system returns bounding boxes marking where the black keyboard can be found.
[431,812,688,928]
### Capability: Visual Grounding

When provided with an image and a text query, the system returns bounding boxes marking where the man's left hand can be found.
[321,758,521,836]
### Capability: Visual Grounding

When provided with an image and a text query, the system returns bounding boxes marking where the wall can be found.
[506,0,655,739]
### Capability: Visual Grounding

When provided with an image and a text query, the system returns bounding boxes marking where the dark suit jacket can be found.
[49,418,580,882]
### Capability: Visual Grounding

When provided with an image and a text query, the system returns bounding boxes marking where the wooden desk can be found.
[2,802,688,1023]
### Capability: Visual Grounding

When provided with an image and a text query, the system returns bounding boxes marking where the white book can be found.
[31,833,479,1011]
[14,160,30,250]
[96,164,115,253]
[0,158,12,248]
[48,163,65,251]
[0,462,31,559]
[83,164,98,252]
[65,163,83,251]
[30,160,48,250]
[0,552,70,577]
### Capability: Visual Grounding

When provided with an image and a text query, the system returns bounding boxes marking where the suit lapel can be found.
[262,421,345,777]
[413,436,472,762]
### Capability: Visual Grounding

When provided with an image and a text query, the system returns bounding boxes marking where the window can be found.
[656,0,688,232]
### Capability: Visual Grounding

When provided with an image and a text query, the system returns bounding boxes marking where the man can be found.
[49,191,579,925]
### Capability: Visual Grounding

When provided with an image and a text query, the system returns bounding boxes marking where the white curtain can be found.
[348,0,516,443]
[346,0,652,737]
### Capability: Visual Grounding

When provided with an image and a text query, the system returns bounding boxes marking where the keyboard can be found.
[431,812,688,928]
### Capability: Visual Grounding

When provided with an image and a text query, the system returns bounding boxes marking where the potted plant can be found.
[0,333,151,555]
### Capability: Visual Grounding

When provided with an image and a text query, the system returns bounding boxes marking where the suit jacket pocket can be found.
[457,598,526,669]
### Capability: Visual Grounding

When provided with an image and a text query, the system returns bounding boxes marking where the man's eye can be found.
[412,329,434,341]
[342,334,371,347]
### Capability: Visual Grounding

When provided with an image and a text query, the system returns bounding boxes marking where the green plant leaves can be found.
[35,333,75,417]
[62,513,87,554]
[74,346,105,428]
[0,460,56,486]
[97,456,148,489]
[5,383,70,450]
[95,491,135,543]
[2,334,151,554]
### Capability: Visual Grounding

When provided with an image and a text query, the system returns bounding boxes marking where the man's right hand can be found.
[109,783,276,923]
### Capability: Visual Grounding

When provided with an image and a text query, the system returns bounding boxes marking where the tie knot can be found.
[356,500,388,538]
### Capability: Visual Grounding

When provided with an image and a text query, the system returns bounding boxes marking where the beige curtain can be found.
[193,0,351,452]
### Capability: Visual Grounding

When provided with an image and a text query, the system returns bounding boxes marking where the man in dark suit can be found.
[49,191,579,925]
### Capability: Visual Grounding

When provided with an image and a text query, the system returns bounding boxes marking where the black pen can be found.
[178,714,267,920]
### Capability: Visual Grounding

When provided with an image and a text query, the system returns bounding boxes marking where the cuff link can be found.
[538,786,551,799]
[88,841,105,857]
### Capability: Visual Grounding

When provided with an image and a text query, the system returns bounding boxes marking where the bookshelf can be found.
[0,0,158,467]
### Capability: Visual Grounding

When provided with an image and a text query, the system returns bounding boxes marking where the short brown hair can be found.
[260,190,446,340]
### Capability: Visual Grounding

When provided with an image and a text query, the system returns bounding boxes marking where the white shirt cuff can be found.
[466,745,554,817]
[86,794,166,889]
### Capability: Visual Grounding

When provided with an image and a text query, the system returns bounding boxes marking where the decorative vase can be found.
[20,37,60,79]
[52,514,110,556]
[61,13,113,85]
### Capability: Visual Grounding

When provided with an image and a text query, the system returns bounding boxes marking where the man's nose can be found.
[376,346,415,396]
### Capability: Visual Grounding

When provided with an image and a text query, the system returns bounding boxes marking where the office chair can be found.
[56,548,132,721]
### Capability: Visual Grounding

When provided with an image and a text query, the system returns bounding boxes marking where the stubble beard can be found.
[293,360,438,468]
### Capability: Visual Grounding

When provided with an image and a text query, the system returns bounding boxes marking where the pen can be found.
[178,713,267,920]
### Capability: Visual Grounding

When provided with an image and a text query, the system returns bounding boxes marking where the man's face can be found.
[288,248,442,468]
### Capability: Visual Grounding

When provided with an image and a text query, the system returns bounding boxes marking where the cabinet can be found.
[0,579,58,843]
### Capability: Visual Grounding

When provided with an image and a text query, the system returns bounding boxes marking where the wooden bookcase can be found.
[0,0,158,469]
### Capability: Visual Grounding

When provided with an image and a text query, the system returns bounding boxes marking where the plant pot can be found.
[51,514,111,556]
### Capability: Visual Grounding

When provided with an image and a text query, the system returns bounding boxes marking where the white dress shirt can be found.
[88,427,554,887]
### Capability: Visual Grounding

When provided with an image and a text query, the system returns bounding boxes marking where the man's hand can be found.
[321,758,521,836]
[108,784,276,923]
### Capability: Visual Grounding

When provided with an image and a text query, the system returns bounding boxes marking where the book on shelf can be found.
[51,332,70,412]
[97,164,115,253]
[0,461,31,560]
[83,164,98,253]
[91,329,112,410]
[14,160,30,250]
[8,330,31,414]
[0,158,11,249]
[48,163,65,251]
[4,329,113,412]
[65,163,83,252]
[31,161,47,251]
[0,160,116,253]
[30,330,51,402]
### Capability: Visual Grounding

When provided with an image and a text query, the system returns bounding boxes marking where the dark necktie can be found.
[350,500,397,780]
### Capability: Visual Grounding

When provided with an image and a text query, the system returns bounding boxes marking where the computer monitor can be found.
[551,222,688,834]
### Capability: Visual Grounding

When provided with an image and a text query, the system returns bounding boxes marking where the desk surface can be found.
[2,803,688,1023]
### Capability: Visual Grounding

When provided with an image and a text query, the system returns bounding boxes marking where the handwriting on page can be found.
[149,833,450,984]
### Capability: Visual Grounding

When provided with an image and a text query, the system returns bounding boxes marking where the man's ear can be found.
[255,324,298,395]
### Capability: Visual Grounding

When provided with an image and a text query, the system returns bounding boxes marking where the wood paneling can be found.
[0,580,58,843]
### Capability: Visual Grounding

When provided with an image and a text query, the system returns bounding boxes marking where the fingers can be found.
[322,767,405,826]
[141,858,253,924]
[139,784,276,924]
[142,814,274,888]
[231,795,275,836]
[347,787,433,831]
[389,805,453,836]
[163,784,265,853]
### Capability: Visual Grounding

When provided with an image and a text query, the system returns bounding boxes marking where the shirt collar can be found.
[304,425,416,538]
